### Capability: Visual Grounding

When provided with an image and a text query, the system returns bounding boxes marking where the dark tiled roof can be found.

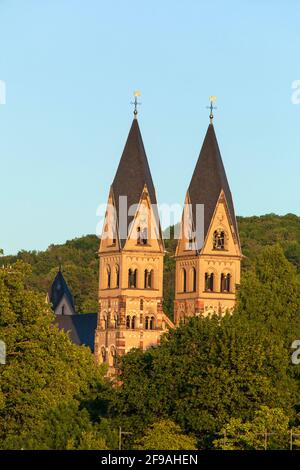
[111,118,158,247]
[188,123,239,246]
[49,270,75,311]
[55,313,97,351]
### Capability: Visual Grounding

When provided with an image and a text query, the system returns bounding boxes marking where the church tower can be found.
[174,107,241,324]
[94,102,173,371]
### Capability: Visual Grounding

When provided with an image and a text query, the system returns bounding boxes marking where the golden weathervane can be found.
[207,95,217,123]
[131,90,141,117]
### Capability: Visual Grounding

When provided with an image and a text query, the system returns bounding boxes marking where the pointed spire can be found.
[111,118,158,247]
[49,270,75,312]
[188,123,239,244]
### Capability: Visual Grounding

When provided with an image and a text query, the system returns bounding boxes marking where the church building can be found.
[48,268,76,316]
[49,268,97,352]
[49,96,241,373]
[174,103,241,324]
[94,101,174,371]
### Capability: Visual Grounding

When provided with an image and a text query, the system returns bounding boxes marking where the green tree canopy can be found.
[1,214,299,317]
[134,420,197,450]
[237,244,300,345]
[113,245,300,449]
[0,261,112,449]
[213,406,290,450]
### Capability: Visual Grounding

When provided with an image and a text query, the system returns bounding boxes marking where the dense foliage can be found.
[0,262,114,449]
[134,420,197,450]
[0,235,99,313]
[213,407,291,450]
[237,213,300,273]
[1,213,300,449]
[110,244,300,449]
[1,214,300,318]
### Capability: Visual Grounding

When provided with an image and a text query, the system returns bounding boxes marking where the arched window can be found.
[115,265,119,288]
[191,267,196,292]
[141,227,148,245]
[137,226,148,245]
[150,269,154,288]
[61,305,65,315]
[145,316,149,330]
[137,227,141,244]
[144,269,153,288]
[213,229,225,250]
[205,272,214,292]
[126,315,131,329]
[111,224,117,245]
[188,229,194,250]
[103,313,108,329]
[181,268,187,293]
[101,346,106,362]
[110,346,117,367]
[221,273,231,293]
[131,316,136,329]
[107,266,111,288]
[114,313,118,328]
[149,316,155,330]
[128,268,137,288]
[226,273,231,292]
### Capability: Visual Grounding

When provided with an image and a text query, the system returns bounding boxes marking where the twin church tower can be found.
[94,97,241,370]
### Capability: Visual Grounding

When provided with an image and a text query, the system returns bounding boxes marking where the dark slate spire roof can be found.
[49,270,75,311]
[111,119,158,247]
[55,313,97,351]
[188,123,239,244]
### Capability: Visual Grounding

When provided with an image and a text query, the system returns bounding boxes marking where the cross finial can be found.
[207,96,217,124]
[131,90,141,118]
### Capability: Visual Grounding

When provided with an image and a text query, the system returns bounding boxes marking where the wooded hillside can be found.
[1,214,299,317]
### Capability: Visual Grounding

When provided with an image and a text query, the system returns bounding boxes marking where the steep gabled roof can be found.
[55,313,97,351]
[49,270,75,312]
[111,119,158,247]
[188,123,239,243]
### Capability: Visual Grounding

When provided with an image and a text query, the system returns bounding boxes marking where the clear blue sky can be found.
[0,0,299,255]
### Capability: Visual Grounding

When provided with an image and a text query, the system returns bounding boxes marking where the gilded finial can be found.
[131,90,141,118]
[207,96,217,124]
